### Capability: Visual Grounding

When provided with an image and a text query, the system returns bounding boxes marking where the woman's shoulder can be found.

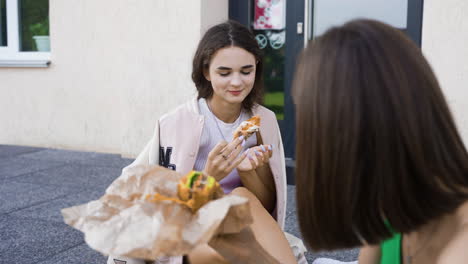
[159,98,200,123]
[437,201,468,263]
[252,104,276,121]
[438,225,468,263]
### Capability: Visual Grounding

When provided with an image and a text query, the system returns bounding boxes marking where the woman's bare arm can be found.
[358,245,381,264]
[238,164,276,212]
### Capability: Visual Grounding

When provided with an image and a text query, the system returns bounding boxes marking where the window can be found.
[308,0,423,45]
[0,0,50,67]
[312,0,408,38]
[1,0,7,46]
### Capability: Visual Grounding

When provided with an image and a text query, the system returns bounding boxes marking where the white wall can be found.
[0,0,228,157]
[5,0,466,157]
[201,0,229,34]
[422,0,468,145]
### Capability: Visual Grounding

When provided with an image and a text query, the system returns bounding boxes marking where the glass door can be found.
[229,0,424,184]
[230,0,304,184]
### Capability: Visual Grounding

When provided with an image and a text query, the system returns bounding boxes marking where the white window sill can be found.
[0,60,50,67]
[0,52,51,68]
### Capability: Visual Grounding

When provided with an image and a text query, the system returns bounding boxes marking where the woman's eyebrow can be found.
[216,65,254,70]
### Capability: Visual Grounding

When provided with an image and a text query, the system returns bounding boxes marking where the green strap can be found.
[380,232,401,264]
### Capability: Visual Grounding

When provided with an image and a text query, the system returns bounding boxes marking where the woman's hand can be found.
[208,227,280,264]
[237,144,273,172]
[204,136,248,181]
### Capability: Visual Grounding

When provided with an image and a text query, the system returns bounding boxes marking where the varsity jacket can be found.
[108,98,287,264]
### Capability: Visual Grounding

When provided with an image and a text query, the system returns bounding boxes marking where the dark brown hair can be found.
[192,20,264,110]
[293,19,468,250]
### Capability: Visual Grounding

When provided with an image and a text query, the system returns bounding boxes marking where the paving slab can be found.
[0,180,79,214]
[37,242,107,264]
[0,144,45,158]
[285,211,302,239]
[0,156,66,180]
[12,164,123,192]
[0,215,85,263]
[286,184,297,217]
[77,154,133,169]
[10,188,105,223]
[1,145,359,263]
[19,149,133,169]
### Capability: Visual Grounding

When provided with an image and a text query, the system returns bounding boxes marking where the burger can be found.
[233,115,260,140]
[177,171,222,212]
[146,171,222,212]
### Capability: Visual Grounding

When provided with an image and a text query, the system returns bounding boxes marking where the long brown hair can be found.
[293,19,468,250]
[191,20,264,110]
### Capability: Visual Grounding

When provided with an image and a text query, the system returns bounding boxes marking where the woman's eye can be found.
[219,72,230,76]
[241,71,252,75]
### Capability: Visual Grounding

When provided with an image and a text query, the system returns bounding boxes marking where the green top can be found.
[380,232,401,264]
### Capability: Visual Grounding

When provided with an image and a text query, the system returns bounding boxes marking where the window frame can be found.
[0,0,50,67]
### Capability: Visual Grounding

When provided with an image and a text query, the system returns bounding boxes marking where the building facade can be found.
[0,0,467,160]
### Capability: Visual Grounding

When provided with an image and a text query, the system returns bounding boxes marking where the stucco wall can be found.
[4,0,466,157]
[422,0,468,145]
[0,0,227,157]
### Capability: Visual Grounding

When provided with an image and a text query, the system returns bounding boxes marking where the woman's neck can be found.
[402,202,468,261]
[207,97,242,123]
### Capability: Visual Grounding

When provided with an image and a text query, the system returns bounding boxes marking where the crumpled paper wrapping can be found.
[61,165,253,260]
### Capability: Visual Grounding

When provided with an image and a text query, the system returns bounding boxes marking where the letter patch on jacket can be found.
[159,147,176,170]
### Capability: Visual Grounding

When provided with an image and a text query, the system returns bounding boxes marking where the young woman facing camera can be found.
[108,20,295,264]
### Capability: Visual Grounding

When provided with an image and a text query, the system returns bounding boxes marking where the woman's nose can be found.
[230,73,242,86]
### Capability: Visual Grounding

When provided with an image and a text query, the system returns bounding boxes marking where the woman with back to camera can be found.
[108,20,297,264]
[293,19,468,264]
[209,19,468,264]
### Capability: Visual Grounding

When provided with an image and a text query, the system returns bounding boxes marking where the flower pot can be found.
[33,35,50,51]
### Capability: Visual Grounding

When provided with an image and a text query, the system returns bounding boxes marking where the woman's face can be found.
[204,46,257,106]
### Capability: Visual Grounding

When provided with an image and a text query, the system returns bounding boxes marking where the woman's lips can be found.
[228,90,242,96]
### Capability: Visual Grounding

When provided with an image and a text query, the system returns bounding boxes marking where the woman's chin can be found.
[225,93,248,104]
[226,97,245,105]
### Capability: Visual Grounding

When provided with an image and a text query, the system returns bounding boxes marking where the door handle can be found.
[297,22,303,34]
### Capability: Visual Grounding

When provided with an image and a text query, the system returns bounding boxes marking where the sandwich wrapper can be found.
[61,165,253,260]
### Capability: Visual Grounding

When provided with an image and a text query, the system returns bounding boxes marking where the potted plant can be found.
[30,18,50,51]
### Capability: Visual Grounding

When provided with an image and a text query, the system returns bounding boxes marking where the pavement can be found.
[0,144,359,263]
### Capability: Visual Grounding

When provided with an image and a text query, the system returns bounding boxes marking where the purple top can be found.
[193,98,258,194]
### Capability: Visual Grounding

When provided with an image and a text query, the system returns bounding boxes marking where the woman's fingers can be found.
[206,137,247,177]
[255,148,269,166]
[205,141,231,180]
[260,144,273,157]
[227,151,249,172]
[266,144,273,158]
[258,144,273,161]
[247,150,258,168]
[221,136,244,157]
[226,140,244,163]
[209,141,273,176]
[208,141,229,160]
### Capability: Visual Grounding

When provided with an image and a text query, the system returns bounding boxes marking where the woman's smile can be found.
[228,90,243,96]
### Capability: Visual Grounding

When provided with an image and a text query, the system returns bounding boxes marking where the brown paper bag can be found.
[61,165,252,260]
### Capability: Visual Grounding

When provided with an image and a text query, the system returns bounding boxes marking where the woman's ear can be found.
[203,67,211,82]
